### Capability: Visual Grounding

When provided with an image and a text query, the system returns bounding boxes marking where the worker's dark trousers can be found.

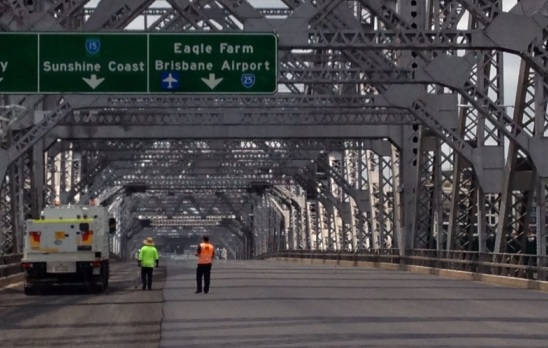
[141,267,153,289]
[196,263,212,293]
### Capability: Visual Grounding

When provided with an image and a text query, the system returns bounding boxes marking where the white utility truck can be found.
[21,205,115,294]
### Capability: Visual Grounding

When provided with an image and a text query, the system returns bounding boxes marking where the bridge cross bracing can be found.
[0,0,547,261]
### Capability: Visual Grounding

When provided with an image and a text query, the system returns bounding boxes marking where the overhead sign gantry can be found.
[0,33,278,94]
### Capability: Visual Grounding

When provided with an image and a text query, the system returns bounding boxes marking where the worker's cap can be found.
[143,237,154,246]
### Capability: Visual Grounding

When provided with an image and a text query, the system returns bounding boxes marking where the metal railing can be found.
[258,249,548,281]
[0,253,23,279]
[4,249,548,282]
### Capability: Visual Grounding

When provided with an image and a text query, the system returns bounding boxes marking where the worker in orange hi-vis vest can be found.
[195,236,215,294]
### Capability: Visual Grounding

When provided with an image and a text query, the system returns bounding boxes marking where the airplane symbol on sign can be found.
[162,73,178,89]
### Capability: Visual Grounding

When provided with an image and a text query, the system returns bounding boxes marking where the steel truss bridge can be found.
[0,0,548,262]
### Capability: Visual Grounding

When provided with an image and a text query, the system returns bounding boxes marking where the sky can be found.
[501,0,520,108]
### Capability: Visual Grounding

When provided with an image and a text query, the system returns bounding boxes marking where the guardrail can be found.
[0,253,23,280]
[4,249,548,285]
[258,249,548,282]
[0,253,22,278]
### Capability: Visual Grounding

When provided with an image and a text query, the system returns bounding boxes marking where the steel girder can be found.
[1,1,544,159]
[1,0,548,258]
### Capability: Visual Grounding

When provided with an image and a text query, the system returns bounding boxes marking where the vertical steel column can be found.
[306,200,319,250]
[287,204,297,250]
[401,0,428,253]
[343,148,359,251]
[47,152,58,203]
[328,152,343,250]
[357,147,373,250]
[538,181,547,257]
[316,200,327,250]
[391,144,403,249]
[414,136,440,249]
[476,188,487,252]
[367,150,382,249]
[0,167,12,254]
[59,150,70,204]
[495,61,537,253]
[30,139,45,218]
[9,154,28,253]
[294,193,308,249]
[71,151,81,203]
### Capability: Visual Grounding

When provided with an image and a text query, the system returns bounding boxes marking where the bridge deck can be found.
[1,260,547,347]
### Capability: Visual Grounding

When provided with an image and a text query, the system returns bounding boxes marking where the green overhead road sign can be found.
[149,33,277,93]
[40,34,148,93]
[0,34,38,93]
[0,32,277,94]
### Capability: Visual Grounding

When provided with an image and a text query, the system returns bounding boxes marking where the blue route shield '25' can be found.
[241,74,255,88]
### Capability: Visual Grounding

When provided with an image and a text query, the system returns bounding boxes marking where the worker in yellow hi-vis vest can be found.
[138,237,159,290]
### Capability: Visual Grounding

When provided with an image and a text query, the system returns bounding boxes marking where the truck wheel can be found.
[92,281,105,293]
[93,263,109,293]
[104,262,109,289]
[101,262,109,290]
[103,271,109,290]
[24,286,36,296]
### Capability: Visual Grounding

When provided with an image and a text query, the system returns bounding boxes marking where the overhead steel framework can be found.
[0,0,547,260]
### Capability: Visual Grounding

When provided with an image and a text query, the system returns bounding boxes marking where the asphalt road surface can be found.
[1,259,548,347]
